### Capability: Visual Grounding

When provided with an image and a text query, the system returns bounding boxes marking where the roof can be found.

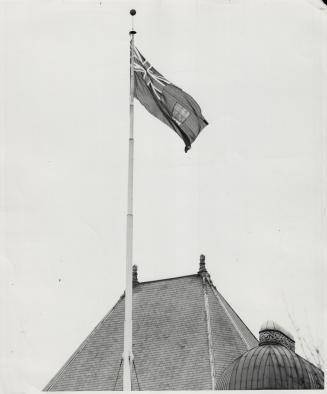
[44,266,258,391]
[216,322,324,390]
[216,344,324,390]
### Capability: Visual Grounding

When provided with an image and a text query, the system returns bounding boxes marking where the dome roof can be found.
[217,345,324,390]
[217,322,324,390]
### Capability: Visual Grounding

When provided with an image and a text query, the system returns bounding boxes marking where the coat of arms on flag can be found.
[132,46,208,152]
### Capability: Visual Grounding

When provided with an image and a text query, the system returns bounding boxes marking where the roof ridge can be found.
[201,276,216,389]
[138,273,199,285]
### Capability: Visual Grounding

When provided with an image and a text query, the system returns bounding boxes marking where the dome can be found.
[217,322,324,390]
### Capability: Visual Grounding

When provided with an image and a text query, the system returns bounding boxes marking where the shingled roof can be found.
[44,256,258,391]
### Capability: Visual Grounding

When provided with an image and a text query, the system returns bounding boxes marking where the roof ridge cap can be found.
[201,277,216,389]
[138,274,199,285]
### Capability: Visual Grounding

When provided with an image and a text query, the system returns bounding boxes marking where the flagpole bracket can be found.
[129,30,137,35]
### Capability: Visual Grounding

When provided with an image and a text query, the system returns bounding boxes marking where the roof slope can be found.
[44,271,258,391]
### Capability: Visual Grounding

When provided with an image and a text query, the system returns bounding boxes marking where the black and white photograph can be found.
[0,0,326,392]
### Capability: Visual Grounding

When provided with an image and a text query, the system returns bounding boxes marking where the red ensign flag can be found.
[133,46,208,152]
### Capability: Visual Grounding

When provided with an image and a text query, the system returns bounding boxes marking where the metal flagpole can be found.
[123,9,136,392]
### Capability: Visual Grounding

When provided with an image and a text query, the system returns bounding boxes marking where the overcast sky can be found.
[0,0,326,393]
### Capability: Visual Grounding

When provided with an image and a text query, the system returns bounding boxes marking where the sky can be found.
[0,0,326,393]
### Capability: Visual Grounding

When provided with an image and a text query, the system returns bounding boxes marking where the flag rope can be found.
[113,359,123,390]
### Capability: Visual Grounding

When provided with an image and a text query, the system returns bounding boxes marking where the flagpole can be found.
[123,9,136,392]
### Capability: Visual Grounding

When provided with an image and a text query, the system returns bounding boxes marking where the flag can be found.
[132,46,208,152]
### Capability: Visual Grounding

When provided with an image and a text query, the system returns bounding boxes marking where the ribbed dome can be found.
[217,322,324,390]
[217,345,324,390]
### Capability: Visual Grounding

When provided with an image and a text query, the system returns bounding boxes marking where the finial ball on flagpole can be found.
[130,9,136,15]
